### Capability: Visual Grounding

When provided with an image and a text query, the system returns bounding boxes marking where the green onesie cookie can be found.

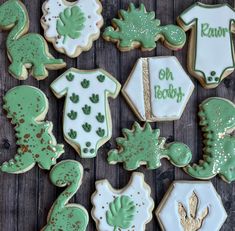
[108,122,192,170]
[0,0,66,80]
[41,160,89,231]
[1,85,64,174]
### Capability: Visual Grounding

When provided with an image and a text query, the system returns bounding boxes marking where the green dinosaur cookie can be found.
[185,97,235,183]
[108,122,192,170]
[103,3,186,52]
[1,85,64,174]
[0,0,66,80]
[41,160,89,231]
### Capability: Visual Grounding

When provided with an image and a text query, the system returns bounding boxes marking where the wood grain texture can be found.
[0,0,234,230]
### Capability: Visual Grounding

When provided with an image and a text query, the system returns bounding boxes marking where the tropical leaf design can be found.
[106,195,135,231]
[57,6,86,43]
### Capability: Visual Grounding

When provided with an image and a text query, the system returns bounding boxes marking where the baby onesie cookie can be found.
[0,0,66,80]
[1,85,64,174]
[177,2,235,88]
[122,56,194,121]
[50,68,121,158]
[108,122,192,170]
[185,97,235,183]
[91,172,154,231]
[103,3,186,52]
[41,0,103,58]
[41,160,89,231]
[156,181,227,231]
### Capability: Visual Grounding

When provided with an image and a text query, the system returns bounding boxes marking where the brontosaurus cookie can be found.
[41,160,89,231]
[41,0,103,58]
[103,3,186,52]
[50,68,121,158]
[1,85,64,174]
[0,0,66,80]
[108,122,192,170]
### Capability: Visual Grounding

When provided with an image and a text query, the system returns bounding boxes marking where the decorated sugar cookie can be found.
[91,172,154,231]
[108,122,192,170]
[50,68,121,158]
[156,181,227,231]
[185,97,235,183]
[1,86,64,174]
[103,3,186,52]
[177,2,235,88]
[122,56,194,121]
[0,0,66,80]
[41,160,89,231]
[41,0,103,58]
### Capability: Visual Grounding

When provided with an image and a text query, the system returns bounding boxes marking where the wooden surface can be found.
[0,0,234,230]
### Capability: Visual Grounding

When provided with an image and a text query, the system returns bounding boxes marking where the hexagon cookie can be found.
[122,56,194,121]
[156,181,227,231]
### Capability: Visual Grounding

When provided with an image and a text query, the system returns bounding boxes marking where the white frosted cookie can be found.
[41,0,103,57]
[156,181,227,231]
[91,172,154,231]
[122,56,194,122]
[177,2,235,89]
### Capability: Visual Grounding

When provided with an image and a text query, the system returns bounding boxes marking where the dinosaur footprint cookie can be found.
[41,160,89,231]
[91,172,154,231]
[185,97,235,183]
[108,122,192,170]
[0,0,66,80]
[103,3,186,52]
[41,0,103,58]
[1,85,64,174]
[50,68,121,158]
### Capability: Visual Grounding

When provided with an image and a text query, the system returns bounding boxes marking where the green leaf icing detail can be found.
[90,94,99,103]
[185,98,235,183]
[68,129,77,139]
[96,128,105,137]
[56,6,86,43]
[66,73,75,81]
[70,93,79,103]
[96,113,105,123]
[41,160,89,230]
[108,122,192,170]
[103,3,186,51]
[81,79,90,88]
[97,74,106,82]
[82,104,91,115]
[67,110,77,120]
[0,86,64,174]
[82,123,92,132]
[0,0,65,80]
[106,195,135,231]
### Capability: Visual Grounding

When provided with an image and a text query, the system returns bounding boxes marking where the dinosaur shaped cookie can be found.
[41,160,89,231]
[0,0,66,80]
[108,122,192,170]
[1,85,64,174]
[185,97,235,183]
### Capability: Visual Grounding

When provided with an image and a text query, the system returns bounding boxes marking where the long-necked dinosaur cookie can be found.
[91,172,154,231]
[185,97,235,183]
[156,181,227,231]
[1,85,64,174]
[0,0,65,80]
[50,68,121,158]
[108,122,192,170]
[103,3,186,52]
[122,56,194,121]
[177,2,235,88]
[41,160,89,231]
[41,0,103,58]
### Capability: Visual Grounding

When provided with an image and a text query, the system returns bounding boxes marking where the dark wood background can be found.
[0,0,234,230]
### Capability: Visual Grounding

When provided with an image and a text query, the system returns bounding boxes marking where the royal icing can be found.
[103,3,186,51]
[50,68,121,158]
[156,181,227,231]
[1,85,64,174]
[41,0,103,57]
[185,97,235,183]
[91,172,154,231]
[0,0,65,80]
[122,56,194,122]
[178,2,235,87]
[41,160,89,231]
[108,122,192,170]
